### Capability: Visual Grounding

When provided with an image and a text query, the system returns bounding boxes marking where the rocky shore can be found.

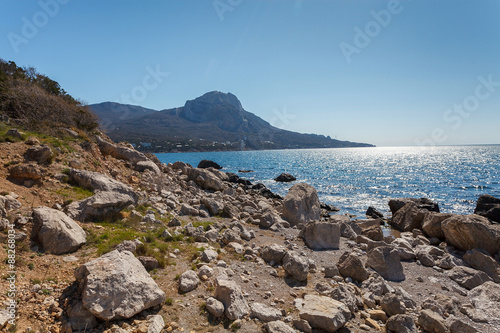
[0,132,499,333]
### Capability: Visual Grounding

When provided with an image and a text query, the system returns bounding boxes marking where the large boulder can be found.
[265,321,296,333]
[298,294,351,333]
[31,207,86,255]
[179,270,200,293]
[336,252,370,282]
[250,302,282,322]
[135,160,161,175]
[389,202,426,232]
[474,194,500,223]
[260,244,287,265]
[74,250,166,320]
[448,266,492,290]
[468,282,500,328]
[282,183,320,227]
[386,314,418,333]
[68,169,137,199]
[422,212,455,239]
[301,221,340,250]
[389,198,439,215]
[8,163,43,180]
[0,194,22,214]
[66,191,135,222]
[197,159,222,169]
[201,197,224,216]
[96,136,149,164]
[214,278,250,320]
[463,249,500,283]
[418,310,448,333]
[67,301,98,331]
[274,173,296,183]
[366,246,405,282]
[187,168,225,191]
[25,145,53,164]
[441,214,500,255]
[283,251,309,282]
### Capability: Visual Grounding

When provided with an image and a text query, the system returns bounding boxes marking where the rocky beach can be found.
[0,129,499,333]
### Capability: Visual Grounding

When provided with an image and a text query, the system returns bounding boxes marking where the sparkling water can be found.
[156,146,500,217]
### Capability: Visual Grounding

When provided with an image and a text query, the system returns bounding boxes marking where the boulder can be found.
[336,252,369,282]
[441,214,500,255]
[448,266,492,290]
[274,173,296,183]
[257,210,285,229]
[201,249,218,263]
[198,159,222,169]
[69,169,137,199]
[137,256,159,271]
[422,212,455,239]
[198,265,214,278]
[386,314,418,333]
[135,160,161,175]
[179,270,200,293]
[201,197,224,216]
[418,310,448,333]
[187,168,225,191]
[446,316,478,333]
[206,297,225,318]
[362,224,384,241]
[25,145,53,164]
[31,207,86,255]
[147,315,165,333]
[282,183,321,227]
[366,246,405,282]
[68,301,98,331]
[389,197,439,215]
[180,203,199,216]
[463,249,500,282]
[6,128,23,139]
[66,191,135,222]
[0,194,22,213]
[260,244,287,265]
[298,294,351,333]
[380,293,406,317]
[74,250,166,320]
[214,278,250,320]
[366,206,384,219]
[250,302,282,322]
[301,221,340,250]
[390,202,426,232]
[265,321,297,333]
[329,283,363,313]
[474,194,500,223]
[96,136,149,164]
[283,251,309,281]
[468,281,500,327]
[8,163,43,180]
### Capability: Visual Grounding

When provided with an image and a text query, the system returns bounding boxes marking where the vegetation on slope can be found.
[0,59,98,135]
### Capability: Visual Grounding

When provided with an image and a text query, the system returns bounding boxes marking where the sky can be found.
[1,0,499,147]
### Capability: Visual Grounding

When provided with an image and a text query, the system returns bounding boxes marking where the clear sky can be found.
[1,0,499,146]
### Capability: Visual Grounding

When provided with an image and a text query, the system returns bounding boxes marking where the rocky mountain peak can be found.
[180,91,244,124]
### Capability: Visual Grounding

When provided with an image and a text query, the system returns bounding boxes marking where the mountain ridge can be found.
[90,91,374,152]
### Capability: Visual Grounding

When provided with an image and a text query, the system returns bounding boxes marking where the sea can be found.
[155,145,500,218]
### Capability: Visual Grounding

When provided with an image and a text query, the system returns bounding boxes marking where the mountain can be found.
[90,91,374,152]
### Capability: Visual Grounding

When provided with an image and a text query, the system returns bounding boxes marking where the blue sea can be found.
[156,146,500,217]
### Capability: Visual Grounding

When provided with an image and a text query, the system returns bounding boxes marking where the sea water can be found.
[156,145,500,217]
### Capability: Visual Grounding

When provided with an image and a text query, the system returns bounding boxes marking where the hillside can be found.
[90,91,374,152]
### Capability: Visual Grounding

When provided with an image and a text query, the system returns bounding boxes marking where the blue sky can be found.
[1,0,499,146]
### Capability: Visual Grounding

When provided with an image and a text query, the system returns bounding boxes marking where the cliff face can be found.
[90,91,374,152]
